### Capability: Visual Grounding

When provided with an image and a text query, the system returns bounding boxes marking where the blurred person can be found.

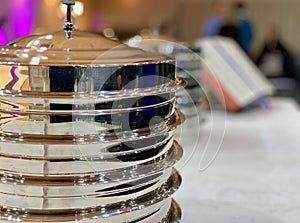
[219,4,239,43]
[256,26,296,79]
[235,1,254,53]
[201,0,226,37]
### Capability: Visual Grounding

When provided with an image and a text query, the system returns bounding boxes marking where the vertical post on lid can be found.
[63,0,75,39]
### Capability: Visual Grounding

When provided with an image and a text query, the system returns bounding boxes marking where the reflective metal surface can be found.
[0,198,181,223]
[0,7,183,222]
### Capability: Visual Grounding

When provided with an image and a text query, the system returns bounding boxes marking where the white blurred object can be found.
[195,37,275,111]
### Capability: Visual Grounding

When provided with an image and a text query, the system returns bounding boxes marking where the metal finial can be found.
[63,0,75,39]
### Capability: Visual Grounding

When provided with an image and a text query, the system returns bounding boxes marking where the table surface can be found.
[174,97,300,223]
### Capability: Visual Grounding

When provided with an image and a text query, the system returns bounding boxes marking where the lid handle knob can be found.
[63,0,75,39]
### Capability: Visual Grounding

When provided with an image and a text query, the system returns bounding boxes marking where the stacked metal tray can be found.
[0,16,184,222]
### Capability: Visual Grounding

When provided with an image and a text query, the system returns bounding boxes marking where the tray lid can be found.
[0,1,172,66]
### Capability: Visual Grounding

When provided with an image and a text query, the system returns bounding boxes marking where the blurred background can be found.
[1,0,300,52]
[1,0,300,104]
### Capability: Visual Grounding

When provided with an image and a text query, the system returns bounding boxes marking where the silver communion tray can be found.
[0,2,184,222]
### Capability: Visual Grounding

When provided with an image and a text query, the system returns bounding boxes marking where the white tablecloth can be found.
[174,98,300,223]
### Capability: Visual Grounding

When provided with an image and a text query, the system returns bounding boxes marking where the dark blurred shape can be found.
[256,26,296,79]
[234,1,254,53]
[159,22,175,38]
[219,4,239,43]
[0,17,5,26]
[0,17,8,45]
[256,26,300,104]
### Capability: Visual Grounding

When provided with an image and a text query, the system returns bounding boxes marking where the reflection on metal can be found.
[0,11,184,222]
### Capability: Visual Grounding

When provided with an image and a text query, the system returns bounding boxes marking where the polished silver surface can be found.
[0,198,181,223]
[0,139,182,176]
[0,168,181,211]
[0,5,183,221]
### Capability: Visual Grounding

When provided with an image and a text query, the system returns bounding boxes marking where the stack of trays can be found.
[0,29,184,222]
